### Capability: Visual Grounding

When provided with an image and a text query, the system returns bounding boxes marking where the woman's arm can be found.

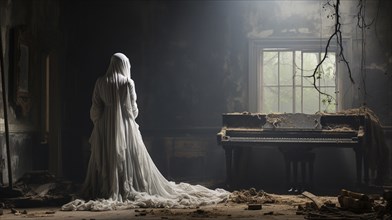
[129,80,139,119]
[90,79,103,124]
[123,79,139,120]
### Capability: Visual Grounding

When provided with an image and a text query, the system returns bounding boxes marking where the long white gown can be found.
[62,53,229,211]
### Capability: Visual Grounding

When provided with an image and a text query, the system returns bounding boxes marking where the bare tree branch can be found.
[305,0,355,102]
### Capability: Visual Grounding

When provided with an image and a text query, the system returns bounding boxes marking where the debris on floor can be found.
[188,209,214,218]
[302,191,325,209]
[8,209,57,218]
[338,189,373,213]
[230,187,276,204]
[247,203,262,210]
[296,188,392,220]
[2,180,392,220]
[0,170,77,209]
[134,209,153,217]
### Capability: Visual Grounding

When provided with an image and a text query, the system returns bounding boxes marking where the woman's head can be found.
[106,53,131,78]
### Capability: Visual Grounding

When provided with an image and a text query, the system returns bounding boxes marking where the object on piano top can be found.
[264,113,322,130]
[222,111,365,131]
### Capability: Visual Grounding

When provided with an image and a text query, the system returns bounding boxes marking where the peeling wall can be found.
[0,0,63,184]
[0,132,39,184]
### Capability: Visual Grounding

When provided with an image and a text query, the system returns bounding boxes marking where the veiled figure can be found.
[62,53,228,211]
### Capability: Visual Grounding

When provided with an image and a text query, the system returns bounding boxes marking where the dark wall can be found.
[62,1,247,131]
[61,0,249,182]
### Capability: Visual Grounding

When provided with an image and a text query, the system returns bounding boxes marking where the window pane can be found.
[263,52,278,86]
[279,52,293,85]
[320,52,336,86]
[262,86,278,113]
[302,53,318,87]
[320,87,337,113]
[280,87,293,113]
[303,87,319,113]
[295,86,302,113]
[294,51,302,86]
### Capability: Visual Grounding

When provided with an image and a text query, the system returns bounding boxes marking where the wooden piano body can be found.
[217,112,367,189]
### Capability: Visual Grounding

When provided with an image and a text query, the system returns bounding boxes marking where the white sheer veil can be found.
[106,52,131,79]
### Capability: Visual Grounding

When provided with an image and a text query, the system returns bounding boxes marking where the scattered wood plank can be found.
[247,204,262,210]
[301,191,324,209]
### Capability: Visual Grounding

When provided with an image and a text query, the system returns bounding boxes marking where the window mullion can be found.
[278,51,280,112]
[318,52,321,112]
[301,51,304,113]
[292,51,295,113]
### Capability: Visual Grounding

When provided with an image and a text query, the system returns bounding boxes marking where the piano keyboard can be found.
[222,136,358,144]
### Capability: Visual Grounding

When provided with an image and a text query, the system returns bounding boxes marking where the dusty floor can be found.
[0,194,337,220]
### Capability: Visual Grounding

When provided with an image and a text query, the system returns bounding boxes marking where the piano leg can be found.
[363,149,370,185]
[293,160,298,191]
[284,155,291,190]
[233,148,240,185]
[283,150,299,193]
[309,153,315,189]
[354,147,364,186]
[302,152,315,190]
[233,147,251,187]
[301,161,306,189]
[224,147,233,189]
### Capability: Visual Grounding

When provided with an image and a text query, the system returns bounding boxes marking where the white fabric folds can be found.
[62,53,229,211]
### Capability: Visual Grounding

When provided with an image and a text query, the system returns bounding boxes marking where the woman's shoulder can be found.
[94,74,134,88]
[94,76,104,86]
[96,74,108,82]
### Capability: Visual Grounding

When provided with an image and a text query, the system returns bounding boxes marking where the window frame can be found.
[248,38,349,113]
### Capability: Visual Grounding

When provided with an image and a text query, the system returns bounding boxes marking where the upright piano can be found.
[217,112,367,189]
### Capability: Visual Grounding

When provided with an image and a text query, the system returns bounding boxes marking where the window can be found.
[249,39,340,114]
[262,49,336,113]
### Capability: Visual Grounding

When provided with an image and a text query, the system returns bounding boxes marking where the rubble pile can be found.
[229,188,276,204]
[297,189,392,220]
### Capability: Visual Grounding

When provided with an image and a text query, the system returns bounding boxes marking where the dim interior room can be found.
[0,0,391,219]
